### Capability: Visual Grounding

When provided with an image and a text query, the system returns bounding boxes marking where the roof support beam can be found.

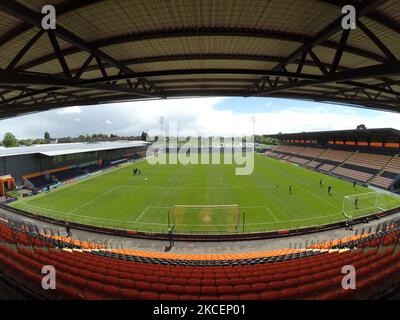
[80,68,322,85]
[330,29,350,74]
[0,0,164,97]
[74,54,94,80]
[47,30,73,79]
[248,0,390,94]
[0,70,159,99]
[15,28,386,73]
[249,62,400,96]
[6,29,45,71]
[357,20,397,63]
[307,49,329,75]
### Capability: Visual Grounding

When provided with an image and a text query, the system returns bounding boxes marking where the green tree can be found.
[2,132,18,147]
[141,131,148,141]
[33,138,44,145]
[357,124,367,130]
[19,139,33,146]
[44,131,51,143]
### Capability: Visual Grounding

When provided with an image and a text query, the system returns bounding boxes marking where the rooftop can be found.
[0,141,147,157]
[0,0,399,118]
[266,127,400,142]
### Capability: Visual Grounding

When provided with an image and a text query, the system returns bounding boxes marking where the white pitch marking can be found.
[264,205,279,222]
[70,186,120,213]
[134,206,150,222]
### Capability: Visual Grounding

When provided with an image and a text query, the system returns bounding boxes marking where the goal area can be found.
[342,191,400,219]
[169,204,244,233]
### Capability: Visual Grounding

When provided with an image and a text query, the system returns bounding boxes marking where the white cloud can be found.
[57,106,82,115]
[0,97,400,139]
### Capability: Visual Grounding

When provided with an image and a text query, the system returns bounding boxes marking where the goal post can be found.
[170,204,243,233]
[342,191,399,219]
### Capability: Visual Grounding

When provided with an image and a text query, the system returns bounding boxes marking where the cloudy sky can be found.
[1,97,400,139]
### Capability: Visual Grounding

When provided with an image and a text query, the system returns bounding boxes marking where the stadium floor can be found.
[11,154,400,235]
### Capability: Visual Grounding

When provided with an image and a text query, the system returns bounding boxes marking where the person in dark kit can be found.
[328,186,332,196]
[47,184,50,192]
[353,181,357,190]
[355,197,359,210]
[319,179,324,188]
[289,185,292,195]
[65,222,72,237]
[168,228,174,247]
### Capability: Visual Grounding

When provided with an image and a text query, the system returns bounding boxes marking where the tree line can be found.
[0,131,149,148]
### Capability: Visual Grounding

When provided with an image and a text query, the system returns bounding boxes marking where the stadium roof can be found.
[0,141,147,157]
[266,127,400,141]
[0,0,399,118]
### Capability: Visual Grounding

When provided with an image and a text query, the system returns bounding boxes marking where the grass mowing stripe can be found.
[10,154,400,234]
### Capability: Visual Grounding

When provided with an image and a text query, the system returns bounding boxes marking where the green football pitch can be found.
[11,154,400,234]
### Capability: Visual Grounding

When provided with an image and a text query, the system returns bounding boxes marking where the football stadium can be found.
[0,0,400,306]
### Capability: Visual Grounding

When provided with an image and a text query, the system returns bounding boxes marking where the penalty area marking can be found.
[134,206,150,222]
[70,186,121,214]
[19,202,342,228]
[264,205,279,222]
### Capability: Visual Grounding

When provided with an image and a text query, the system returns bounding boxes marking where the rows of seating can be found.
[285,146,305,155]
[52,168,84,182]
[385,156,400,174]
[317,164,336,172]
[273,145,291,153]
[368,157,400,189]
[319,149,353,162]
[288,157,309,165]
[26,175,52,189]
[332,166,374,183]
[306,161,321,168]
[27,164,108,189]
[346,152,391,171]
[266,145,400,189]
[1,231,399,300]
[1,212,400,300]
[298,147,326,158]
[370,175,394,189]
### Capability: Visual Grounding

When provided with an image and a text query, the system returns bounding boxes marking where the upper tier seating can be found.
[285,146,305,155]
[369,175,394,189]
[332,166,373,182]
[298,147,327,158]
[266,145,399,190]
[319,149,353,163]
[385,156,400,174]
[273,145,291,152]
[345,152,391,170]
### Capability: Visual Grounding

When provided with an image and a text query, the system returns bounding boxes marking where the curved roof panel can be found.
[0,0,399,118]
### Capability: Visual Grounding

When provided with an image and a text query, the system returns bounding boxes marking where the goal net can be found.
[342,191,399,219]
[169,204,243,233]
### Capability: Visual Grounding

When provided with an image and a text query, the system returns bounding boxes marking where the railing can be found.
[2,203,400,241]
